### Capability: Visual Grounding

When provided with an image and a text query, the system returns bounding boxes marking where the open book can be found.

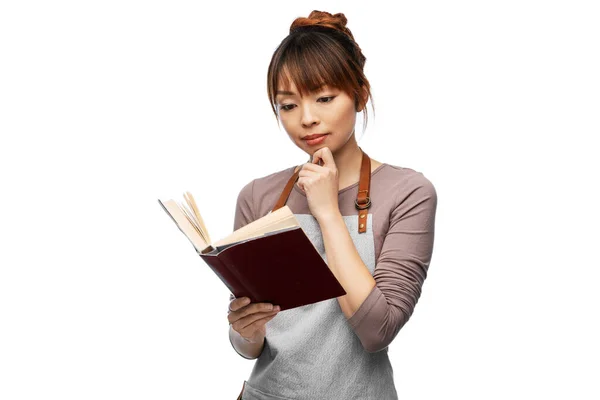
[158,192,346,311]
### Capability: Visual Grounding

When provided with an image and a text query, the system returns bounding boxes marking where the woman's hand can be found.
[297,147,340,221]
[227,297,280,344]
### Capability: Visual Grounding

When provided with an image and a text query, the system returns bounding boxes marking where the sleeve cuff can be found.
[347,284,384,329]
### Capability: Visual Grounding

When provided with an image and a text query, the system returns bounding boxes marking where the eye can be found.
[277,96,336,113]
[279,104,294,112]
[318,96,335,103]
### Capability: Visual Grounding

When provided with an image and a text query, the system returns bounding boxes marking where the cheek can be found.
[332,106,357,130]
[278,118,293,134]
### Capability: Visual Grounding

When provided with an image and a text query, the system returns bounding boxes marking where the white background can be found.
[1,1,599,399]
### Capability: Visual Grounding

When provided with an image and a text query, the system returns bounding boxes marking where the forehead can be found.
[275,66,330,94]
[276,79,298,93]
[276,82,330,96]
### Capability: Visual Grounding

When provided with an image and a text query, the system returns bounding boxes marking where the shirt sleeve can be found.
[347,175,438,353]
[234,179,256,231]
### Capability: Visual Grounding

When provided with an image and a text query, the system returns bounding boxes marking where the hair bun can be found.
[290,10,355,41]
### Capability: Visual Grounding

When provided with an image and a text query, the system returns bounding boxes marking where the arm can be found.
[319,175,437,353]
[316,212,377,320]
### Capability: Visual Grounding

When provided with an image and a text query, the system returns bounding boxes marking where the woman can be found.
[227,10,437,400]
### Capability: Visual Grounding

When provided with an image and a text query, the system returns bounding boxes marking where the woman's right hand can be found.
[227,297,280,344]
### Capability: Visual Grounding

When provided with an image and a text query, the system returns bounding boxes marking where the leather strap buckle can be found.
[355,197,371,210]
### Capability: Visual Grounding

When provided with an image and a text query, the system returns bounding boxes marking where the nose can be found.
[300,102,320,128]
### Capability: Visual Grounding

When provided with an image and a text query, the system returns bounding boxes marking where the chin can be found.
[294,136,337,155]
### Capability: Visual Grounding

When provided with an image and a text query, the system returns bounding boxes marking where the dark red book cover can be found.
[200,227,346,311]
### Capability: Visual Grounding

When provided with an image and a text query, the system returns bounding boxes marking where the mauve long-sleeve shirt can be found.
[229,162,437,400]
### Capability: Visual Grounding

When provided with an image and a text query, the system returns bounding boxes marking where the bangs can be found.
[269,33,360,104]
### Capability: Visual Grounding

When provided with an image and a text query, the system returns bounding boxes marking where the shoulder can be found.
[255,165,297,186]
[378,163,437,203]
[236,165,297,202]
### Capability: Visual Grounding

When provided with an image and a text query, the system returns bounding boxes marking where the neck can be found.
[331,134,363,189]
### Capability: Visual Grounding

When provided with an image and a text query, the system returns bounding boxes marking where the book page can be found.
[158,198,210,252]
[184,191,211,245]
[212,206,299,248]
[214,225,301,252]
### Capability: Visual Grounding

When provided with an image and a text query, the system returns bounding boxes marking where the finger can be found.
[297,170,317,179]
[239,311,279,337]
[229,297,249,312]
[241,313,279,335]
[228,302,277,324]
[312,147,334,167]
[229,297,251,312]
[311,148,323,165]
[232,309,280,332]
[246,302,277,315]
[300,162,322,172]
[296,177,311,192]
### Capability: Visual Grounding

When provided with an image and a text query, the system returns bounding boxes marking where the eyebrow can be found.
[276,90,296,96]
[276,84,328,97]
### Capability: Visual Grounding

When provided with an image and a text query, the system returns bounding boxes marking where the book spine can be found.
[199,254,256,301]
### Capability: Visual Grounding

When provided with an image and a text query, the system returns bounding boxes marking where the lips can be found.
[303,133,328,140]
[303,134,328,146]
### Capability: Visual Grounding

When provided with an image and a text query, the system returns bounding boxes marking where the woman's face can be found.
[275,78,357,156]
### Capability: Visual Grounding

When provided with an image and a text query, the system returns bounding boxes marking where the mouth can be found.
[302,133,329,140]
[302,133,329,146]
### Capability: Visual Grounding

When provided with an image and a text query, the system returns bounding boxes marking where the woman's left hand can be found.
[297,147,340,221]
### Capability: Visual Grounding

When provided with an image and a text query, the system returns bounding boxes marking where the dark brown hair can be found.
[267,10,375,136]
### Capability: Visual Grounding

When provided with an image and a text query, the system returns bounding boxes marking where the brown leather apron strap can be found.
[271,166,301,212]
[272,147,372,233]
[355,148,372,233]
